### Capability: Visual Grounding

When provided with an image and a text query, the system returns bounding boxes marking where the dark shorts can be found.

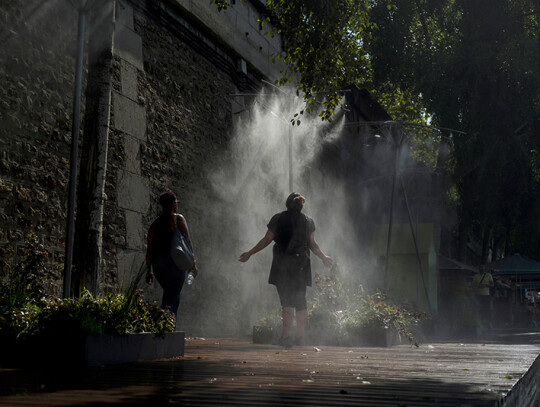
[276,283,307,311]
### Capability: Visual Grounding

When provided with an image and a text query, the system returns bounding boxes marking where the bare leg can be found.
[282,307,294,338]
[295,309,308,338]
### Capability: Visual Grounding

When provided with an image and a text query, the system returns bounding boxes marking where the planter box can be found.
[344,326,403,347]
[85,332,185,366]
[2,332,185,367]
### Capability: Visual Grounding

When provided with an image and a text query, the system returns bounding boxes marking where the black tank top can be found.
[151,215,174,258]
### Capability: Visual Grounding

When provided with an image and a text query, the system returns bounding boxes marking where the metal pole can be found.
[384,124,401,279]
[288,128,293,192]
[63,0,87,298]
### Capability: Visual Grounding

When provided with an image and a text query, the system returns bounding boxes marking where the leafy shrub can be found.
[0,234,176,348]
[256,307,282,332]
[343,292,427,345]
[12,289,174,339]
[0,233,57,307]
[311,268,346,311]
[1,289,175,343]
[253,308,282,343]
[254,264,429,346]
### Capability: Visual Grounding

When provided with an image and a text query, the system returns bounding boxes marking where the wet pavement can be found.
[0,337,539,406]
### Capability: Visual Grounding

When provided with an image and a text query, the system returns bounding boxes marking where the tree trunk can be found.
[73,1,115,296]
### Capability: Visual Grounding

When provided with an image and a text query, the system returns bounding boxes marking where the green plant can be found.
[0,240,175,346]
[311,267,348,311]
[344,292,428,345]
[256,307,282,331]
[2,289,175,343]
[0,233,57,308]
[254,265,429,346]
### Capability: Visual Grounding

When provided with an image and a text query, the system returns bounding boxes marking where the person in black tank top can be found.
[146,191,195,321]
[239,193,334,347]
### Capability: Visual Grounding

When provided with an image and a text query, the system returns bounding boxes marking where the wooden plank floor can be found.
[0,338,539,406]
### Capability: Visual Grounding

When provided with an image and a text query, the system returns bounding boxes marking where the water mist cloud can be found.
[186,89,388,337]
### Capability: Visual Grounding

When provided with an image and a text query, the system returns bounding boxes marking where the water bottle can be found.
[186,271,195,286]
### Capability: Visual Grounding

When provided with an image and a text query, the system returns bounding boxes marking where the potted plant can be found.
[252,266,428,347]
[252,308,281,344]
[0,234,181,367]
[343,292,426,347]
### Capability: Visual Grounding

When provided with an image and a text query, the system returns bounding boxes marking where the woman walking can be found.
[146,191,196,321]
[239,192,333,347]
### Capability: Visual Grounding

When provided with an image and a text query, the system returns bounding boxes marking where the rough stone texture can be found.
[132,4,240,332]
[0,0,78,287]
[0,0,267,335]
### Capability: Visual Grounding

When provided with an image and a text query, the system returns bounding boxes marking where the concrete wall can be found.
[167,0,283,81]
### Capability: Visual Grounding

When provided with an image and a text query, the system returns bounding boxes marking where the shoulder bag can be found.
[170,215,195,271]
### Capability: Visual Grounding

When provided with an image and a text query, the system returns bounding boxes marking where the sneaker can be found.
[278,336,293,348]
[294,336,305,346]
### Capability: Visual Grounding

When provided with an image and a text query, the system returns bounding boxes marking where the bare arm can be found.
[176,213,190,239]
[238,229,275,262]
[309,232,334,268]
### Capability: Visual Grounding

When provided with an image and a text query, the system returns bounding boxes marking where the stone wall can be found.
[103,0,279,335]
[0,0,79,288]
[0,0,280,335]
[109,1,249,334]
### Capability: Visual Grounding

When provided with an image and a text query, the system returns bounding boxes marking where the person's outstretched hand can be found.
[322,256,334,269]
[238,252,251,262]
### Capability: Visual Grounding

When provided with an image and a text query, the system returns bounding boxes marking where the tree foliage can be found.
[212,0,372,123]
[367,0,540,260]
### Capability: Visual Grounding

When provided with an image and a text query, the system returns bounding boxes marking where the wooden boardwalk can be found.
[0,338,539,406]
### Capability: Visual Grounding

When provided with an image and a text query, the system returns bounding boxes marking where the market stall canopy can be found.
[486,254,540,290]
[487,254,540,275]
